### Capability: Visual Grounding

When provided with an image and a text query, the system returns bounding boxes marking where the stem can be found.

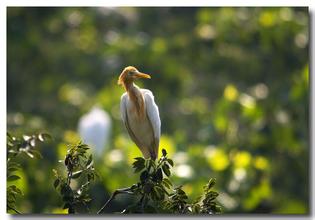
[67,170,72,186]
[7,205,21,214]
[156,157,167,169]
[97,187,134,214]
[139,194,146,213]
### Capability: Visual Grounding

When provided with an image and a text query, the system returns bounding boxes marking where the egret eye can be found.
[128,71,134,76]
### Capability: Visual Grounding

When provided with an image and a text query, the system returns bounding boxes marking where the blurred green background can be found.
[7,7,309,214]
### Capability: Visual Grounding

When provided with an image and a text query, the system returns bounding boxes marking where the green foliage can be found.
[53,142,97,214]
[7,7,309,214]
[99,149,221,214]
[7,132,50,214]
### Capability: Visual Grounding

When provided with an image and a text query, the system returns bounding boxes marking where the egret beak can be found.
[134,72,151,79]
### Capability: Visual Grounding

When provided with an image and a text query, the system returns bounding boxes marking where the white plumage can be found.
[120,89,160,159]
[118,66,161,160]
[78,106,111,156]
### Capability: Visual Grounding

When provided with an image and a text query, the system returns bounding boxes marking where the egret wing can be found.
[143,90,161,158]
[120,93,143,148]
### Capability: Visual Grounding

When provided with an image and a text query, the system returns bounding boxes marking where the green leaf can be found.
[167,159,174,167]
[23,135,31,141]
[77,148,86,154]
[206,191,219,200]
[7,132,13,141]
[8,175,21,182]
[140,170,149,182]
[151,187,159,200]
[132,157,145,173]
[29,149,43,159]
[8,167,19,173]
[65,155,71,166]
[9,185,23,195]
[155,186,165,200]
[156,168,163,182]
[38,133,51,142]
[24,151,34,158]
[162,149,167,156]
[214,205,222,213]
[71,170,83,179]
[162,179,172,189]
[162,164,170,177]
[193,204,201,213]
[8,162,21,170]
[162,178,173,189]
[207,178,216,189]
[54,179,60,188]
[87,173,95,182]
[86,154,93,167]
[29,138,36,147]
[177,187,186,195]
[78,143,89,149]
[52,169,59,177]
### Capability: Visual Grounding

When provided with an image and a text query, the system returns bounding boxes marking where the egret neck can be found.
[125,82,145,119]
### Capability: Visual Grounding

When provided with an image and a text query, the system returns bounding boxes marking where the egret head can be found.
[118,66,151,88]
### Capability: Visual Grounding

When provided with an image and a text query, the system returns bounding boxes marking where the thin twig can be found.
[7,205,21,214]
[97,187,134,214]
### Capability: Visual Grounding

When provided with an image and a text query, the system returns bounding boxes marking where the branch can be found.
[7,205,21,214]
[97,186,134,214]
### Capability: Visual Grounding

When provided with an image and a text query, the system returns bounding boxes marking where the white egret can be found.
[78,106,111,156]
[118,66,161,160]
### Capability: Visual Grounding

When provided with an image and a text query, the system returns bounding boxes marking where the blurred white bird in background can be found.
[78,106,112,157]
